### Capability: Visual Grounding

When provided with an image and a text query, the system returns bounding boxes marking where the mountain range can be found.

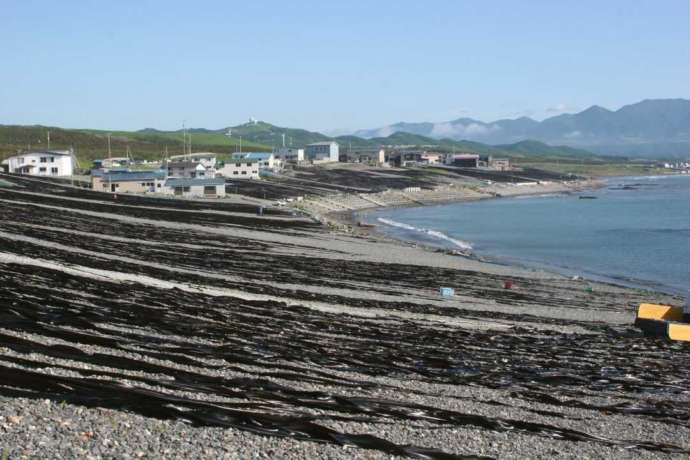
[353,99,690,157]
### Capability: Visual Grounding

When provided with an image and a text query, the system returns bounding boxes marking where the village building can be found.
[166,160,215,178]
[490,158,510,171]
[446,153,480,168]
[168,152,217,169]
[231,152,283,172]
[91,170,167,193]
[305,142,339,163]
[216,158,261,179]
[92,157,131,169]
[276,147,305,163]
[163,177,226,198]
[1,150,75,177]
[420,152,442,165]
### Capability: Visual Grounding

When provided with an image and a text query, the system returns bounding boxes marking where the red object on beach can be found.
[504,280,513,289]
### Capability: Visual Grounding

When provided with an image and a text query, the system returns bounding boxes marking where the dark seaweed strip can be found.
[0,366,487,460]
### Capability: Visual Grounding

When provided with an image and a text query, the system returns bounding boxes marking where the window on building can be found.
[141,183,146,186]
[246,163,252,167]
[157,183,161,188]
[241,171,247,175]
[50,157,55,163]
[183,186,190,192]
[51,167,58,174]
[252,170,258,174]
[39,167,46,172]
[40,157,47,163]
[235,163,241,167]
[233,171,238,175]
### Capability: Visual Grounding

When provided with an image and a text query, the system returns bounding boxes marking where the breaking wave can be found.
[376,217,473,250]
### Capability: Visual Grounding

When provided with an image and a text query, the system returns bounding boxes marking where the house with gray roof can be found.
[163,177,226,198]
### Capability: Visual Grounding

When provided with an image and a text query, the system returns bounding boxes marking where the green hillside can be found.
[496,140,598,158]
[220,121,330,147]
[0,125,271,166]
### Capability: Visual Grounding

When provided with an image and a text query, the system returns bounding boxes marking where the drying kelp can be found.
[0,174,688,458]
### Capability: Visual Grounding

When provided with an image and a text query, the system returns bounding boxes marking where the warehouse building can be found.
[163,177,226,198]
[305,142,339,163]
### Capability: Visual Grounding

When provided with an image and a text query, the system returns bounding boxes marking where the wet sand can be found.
[0,173,688,459]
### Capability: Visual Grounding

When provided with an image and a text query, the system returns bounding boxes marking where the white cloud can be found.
[431,122,500,138]
[546,103,577,114]
[374,126,395,138]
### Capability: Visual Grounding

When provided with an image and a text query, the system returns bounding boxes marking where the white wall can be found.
[305,143,339,163]
[163,184,226,197]
[4,152,74,176]
[216,161,260,179]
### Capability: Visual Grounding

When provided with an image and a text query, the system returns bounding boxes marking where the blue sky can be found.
[2,0,689,132]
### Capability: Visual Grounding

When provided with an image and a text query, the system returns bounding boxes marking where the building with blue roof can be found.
[91,169,167,193]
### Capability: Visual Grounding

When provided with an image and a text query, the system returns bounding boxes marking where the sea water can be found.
[366,175,690,295]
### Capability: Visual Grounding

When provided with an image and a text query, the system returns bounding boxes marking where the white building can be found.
[231,152,283,172]
[168,152,217,169]
[216,158,260,179]
[305,142,339,163]
[163,177,226,198]
[276,147,305,162]
[167,160,215,178]
[2,150,75,177]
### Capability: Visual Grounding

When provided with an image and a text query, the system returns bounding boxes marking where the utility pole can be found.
[182,122,187,156]
[107,133,112,194]
[47,131,50,150]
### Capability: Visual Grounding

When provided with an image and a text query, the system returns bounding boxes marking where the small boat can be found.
[578,195,597,200]
[357,221,377,228]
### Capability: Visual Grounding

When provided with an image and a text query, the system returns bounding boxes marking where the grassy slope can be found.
[0,125,271,166]
[515,160,671,177]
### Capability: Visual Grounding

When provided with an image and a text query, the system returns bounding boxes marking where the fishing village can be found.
[0,130,688,459]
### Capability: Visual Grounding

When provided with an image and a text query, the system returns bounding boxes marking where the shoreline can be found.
[312,176,686,297]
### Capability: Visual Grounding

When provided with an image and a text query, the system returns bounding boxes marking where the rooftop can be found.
[232,152,273,160]
[167,160,206,169]
[307,142,338,147]
[165,177,226,187]
[6,150,74,158]
[101,170,166,182]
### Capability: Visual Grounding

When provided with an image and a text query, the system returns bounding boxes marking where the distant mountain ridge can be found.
[353,99,690,157]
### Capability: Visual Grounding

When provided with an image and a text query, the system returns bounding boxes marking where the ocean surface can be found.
[365,175,690,295]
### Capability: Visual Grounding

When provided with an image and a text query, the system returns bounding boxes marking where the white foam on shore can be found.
[376,217,473,250]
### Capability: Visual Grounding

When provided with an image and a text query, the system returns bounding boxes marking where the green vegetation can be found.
[514,159,670,177]
[226,121,330,146]
[0,125,271,166]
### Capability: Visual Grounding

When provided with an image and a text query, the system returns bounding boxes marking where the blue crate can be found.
[439,287,455,297]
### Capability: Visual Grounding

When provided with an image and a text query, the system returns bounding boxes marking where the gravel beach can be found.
[0,173,688,459]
